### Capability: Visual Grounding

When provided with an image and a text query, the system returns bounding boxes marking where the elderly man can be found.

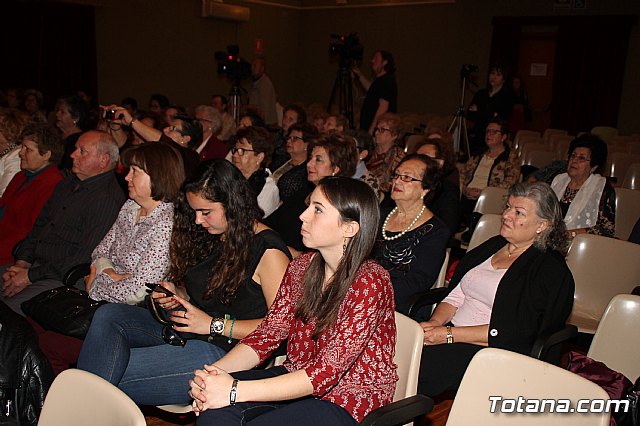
[1,130,125,314]
[194,105,228,160]
[211,94,236,141]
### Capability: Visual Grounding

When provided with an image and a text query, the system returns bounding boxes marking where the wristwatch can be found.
[210,317,225,336]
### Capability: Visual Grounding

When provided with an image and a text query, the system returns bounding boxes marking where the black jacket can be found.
[0,302,53,425]
[446,235,575,355]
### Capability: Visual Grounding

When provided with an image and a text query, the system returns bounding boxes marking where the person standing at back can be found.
[353,50,397,135]
[249,58,278,126]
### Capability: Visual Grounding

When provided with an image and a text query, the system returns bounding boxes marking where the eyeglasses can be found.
[485,129,503,136]
[569,153,591,163]
[231,147,256,156]
[391,172,422,183]
[374,127,392,134]
[288,135,304,142]
[168,125,184,135]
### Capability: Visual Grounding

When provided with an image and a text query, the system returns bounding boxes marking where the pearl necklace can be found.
[381,205,426,241]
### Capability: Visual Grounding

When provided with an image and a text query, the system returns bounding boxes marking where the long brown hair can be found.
[294,177,380,338]
[169,160,262,303]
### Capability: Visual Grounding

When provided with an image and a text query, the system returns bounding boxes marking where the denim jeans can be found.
[77,303,226,405]
[196,368,357,426]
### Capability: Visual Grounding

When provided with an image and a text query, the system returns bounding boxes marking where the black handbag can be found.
[21,286,107,339]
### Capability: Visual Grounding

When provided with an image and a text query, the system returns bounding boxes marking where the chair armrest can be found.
[359,395,434,426]
[530,324,578,361]
[406,287,449,320]
[63,264,91,287]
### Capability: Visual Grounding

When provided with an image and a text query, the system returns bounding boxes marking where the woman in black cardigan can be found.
[418,182,574,396]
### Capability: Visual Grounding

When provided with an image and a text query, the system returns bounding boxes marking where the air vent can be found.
[201,0,250,22]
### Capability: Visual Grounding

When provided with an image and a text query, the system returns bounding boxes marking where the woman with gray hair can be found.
[194,105,227,161]
[417,182,574,397]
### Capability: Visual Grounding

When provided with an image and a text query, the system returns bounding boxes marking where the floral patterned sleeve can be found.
[496,150,521,189]
[589,183,616,237]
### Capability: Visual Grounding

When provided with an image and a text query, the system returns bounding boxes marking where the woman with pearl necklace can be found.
[373,154,450,318]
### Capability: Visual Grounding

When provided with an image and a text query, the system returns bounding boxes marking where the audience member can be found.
[238,112,266,129]
[467,62,514,155]
[353,50,398,134]
[190,177,397,425]
[231,126,280,217]
[266,133,358,253]
[272,122,318,202]
[373,154,449,316]
[55,95,89,171]
[0,108,31,195]
[0,123,63,266]
[194,105,227,161]
[348,129,383,201]
[323,114,349,134]
[23,89,47,123]
[365,112,405,193]
[418,182,574,396]
[77,160,291,405]
[249,58,278,126]
[211,94,236,141]
[550,133,615,238]
[312,111,329,132]
[270,104,307,171]
[1,130,125,314]
[148,93,170,115]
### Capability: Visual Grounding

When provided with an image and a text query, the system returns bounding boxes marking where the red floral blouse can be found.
[240,252,398,422]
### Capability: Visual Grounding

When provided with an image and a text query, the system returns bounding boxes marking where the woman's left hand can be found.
[168,294,212,335]
[189,365,234,414]
[84,264,97,292]
[103,268,131,282]
[423,325,448,346]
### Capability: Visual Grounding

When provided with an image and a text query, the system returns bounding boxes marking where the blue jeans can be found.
[77,303,226,405]
[196,368,357,426]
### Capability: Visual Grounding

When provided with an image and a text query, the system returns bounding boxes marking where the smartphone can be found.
[145,283,174,297]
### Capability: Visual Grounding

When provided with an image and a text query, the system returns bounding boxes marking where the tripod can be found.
[448,74,471,159]
[228,82,243,126]
[327,59,354,126]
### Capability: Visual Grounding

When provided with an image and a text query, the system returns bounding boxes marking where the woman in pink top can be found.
[189,177,397,425]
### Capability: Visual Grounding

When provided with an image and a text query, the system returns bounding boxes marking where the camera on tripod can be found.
[214,45,252,82]
[329,33,364,65]
[460,63,479,79]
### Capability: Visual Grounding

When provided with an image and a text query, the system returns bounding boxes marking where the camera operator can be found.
[352,50,397,135]
[249,58,278,126]
[466,62,514,155]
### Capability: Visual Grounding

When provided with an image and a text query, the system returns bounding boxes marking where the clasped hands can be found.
[419,320,449,346]
[189,364,235,415]
[2,261,31,297]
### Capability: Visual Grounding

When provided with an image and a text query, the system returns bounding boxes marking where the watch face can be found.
[212,319,225,334]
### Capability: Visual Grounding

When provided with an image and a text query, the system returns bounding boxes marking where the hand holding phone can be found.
[146,283,175,297]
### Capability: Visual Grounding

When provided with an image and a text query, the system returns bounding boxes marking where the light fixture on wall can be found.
[201,0,251,22]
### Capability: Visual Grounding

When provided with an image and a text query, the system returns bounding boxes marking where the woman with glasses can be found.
[550,134,615,238]
[365,112,405,194]
[189,177,397,425]
[458,118,520,240]
[373,154,450,317]
[271,122,318,203]
[231,126,280,218]
[77,160,291,405]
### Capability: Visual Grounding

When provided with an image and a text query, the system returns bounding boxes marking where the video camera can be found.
[214,45,251,82]
[460,63,479,79]
[329,33,364,65]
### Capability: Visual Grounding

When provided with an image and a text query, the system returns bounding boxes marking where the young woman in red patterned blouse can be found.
[189,177,398,425]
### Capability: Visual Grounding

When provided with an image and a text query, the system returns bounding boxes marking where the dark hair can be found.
[235,126,274,167]
[20,122,63,164]
[377,50,396,73]
[24,89,44,109]
[417,135,455,176]
[309,133,358,178]
[56,95,89,130]
[507,182,569,254]
[345,129,374,162]
[239,112,266,128]
[486,117,509,135]
[121,97,138,111]
[568,133,608,172]
[211,94,228,109]
[396,154,442,205]
[295,177,380,338]
[169,160,263,303]
[150,94,170,110]
[121,143,185,203]
[288,121,319,144]
[173,114,204,149]
[283,104,307,124]
[488,61,510,83]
